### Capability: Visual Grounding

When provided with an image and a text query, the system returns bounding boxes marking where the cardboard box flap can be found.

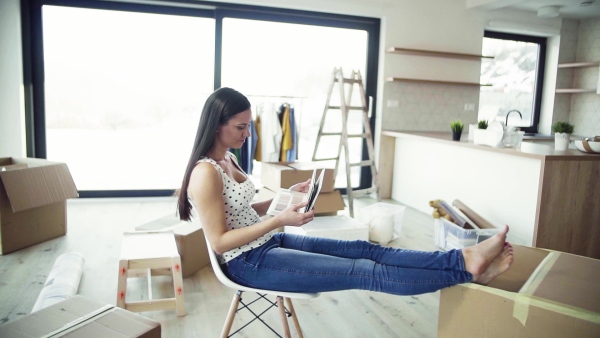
[488,245,550,292]
[521,251,600,314]
[0,163,78,212]
[0,296,160,338]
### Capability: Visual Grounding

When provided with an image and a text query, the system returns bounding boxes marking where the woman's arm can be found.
[189,163,313,255]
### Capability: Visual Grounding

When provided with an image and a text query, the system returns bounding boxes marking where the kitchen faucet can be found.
[505,110,522,127]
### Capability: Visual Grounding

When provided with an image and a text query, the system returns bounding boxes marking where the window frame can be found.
[21,0,380,198]
[482,31,546,134]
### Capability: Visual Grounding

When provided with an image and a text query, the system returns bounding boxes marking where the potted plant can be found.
[551,121,574,151]
[477,120,488,130]
[450,120,464,141]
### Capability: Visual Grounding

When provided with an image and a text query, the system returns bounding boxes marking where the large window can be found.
[479,31,546,133]
[23,0,380,197]
[42,5,214,191]
[221,18,368,188]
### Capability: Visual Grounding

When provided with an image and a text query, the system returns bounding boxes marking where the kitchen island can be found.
[379,130,600,259]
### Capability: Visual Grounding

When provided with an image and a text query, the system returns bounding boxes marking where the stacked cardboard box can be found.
[0,157,78,254]
[258,162,345,215]
[0,296,161,337]
[438,245,600,337]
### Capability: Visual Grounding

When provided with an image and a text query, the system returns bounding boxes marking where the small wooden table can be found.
[117,231,185,316]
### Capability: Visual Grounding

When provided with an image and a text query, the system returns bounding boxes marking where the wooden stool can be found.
[117,231,185,316]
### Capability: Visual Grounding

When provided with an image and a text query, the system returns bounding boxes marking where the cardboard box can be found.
[438,245,600,338]
[136,215,209,278]
[0,295,161,337]
[0,157,78,254]
[255,187,345,216]
[284,215,368,241]
[261,162,335,193]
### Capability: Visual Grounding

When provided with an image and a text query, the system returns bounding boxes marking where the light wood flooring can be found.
[0,196,440,338]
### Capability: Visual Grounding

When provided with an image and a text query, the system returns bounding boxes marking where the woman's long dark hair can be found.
[177,87,251,221]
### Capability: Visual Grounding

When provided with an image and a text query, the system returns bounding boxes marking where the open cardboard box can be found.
[261,162,335,193]
[255,187,345,216]
[438,245,600,337]
[135,215,209,278]
[0,295,160,337]
[0,157,78,254]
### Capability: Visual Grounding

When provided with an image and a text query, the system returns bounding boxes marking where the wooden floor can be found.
[0,196,441,338]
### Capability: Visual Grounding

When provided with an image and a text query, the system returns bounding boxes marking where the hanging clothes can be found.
[255,103,282,163]
[254,111,262,162]
[240,120,258,174]
[279,104,293,162]
[237,120,255,174]
[287,105,297,162]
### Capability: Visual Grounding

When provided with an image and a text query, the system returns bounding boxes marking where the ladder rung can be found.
[348,133,370,138]
[349,187,378,197]
[321,132,342,136]
[327,105,364,111]
[349,160,374,168]
[335,78,362,84]
[313,157,339,162]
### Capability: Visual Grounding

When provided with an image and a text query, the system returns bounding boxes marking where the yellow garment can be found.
[254,113,262,162]
[280,105,293,161]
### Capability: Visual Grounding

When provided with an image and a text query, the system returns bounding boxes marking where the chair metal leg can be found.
[284,298,304,338]
[276,296,292,338]
[221,291,242,338]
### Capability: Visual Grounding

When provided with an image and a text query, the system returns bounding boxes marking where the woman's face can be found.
[216,109,252,149]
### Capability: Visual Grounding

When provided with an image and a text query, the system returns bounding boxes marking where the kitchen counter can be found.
[381,131,598,160]
[378,130,600,259]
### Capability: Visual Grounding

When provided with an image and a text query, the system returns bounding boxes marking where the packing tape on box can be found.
[466,283,600,326]
[513,251,560,325]
[41,305,116,338]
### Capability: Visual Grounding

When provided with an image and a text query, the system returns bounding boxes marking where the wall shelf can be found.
[555,88,597,94]
[557,61,599,69]
[385,77,492,87]
[556,61,599,94]
[386,47,493,61]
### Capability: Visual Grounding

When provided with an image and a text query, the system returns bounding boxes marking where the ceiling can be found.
[468,0,600,19]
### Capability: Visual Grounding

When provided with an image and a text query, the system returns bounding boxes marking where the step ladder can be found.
[312,68,380,217]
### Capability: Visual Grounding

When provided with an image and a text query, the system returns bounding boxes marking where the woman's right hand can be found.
[274,201,314,227]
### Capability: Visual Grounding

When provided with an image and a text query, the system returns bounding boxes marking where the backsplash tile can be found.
[382,81,479,132]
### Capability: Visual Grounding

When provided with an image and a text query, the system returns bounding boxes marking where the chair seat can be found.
[204,232,319,338]
[215,264,319,300]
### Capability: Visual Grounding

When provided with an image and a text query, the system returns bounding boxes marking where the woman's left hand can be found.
[290,179,311,193]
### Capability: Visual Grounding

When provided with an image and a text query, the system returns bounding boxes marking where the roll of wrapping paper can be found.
[452,199,496,229]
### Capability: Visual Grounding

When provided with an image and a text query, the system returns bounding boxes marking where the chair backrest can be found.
[203,232,319,299]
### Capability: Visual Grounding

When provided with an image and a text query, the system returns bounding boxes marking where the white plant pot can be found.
[554,133,570,151]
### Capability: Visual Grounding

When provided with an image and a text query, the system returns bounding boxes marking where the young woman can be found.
[177,87,513,295]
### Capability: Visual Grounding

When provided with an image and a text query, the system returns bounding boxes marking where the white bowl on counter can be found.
[574,139,600,153]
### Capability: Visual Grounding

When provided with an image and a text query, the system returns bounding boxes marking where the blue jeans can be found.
[221,233,472,295]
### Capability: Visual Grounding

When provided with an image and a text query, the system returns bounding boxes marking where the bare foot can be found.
[462,225,509,276]
[473,243,514,285]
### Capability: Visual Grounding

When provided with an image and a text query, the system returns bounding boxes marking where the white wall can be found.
[0,0,572,157]
[0,0,25,157]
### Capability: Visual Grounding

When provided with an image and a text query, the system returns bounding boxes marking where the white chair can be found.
[204,234,320,338]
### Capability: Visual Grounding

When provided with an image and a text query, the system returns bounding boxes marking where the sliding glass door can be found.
[42,5,214,192]
[25,0,379,196]
[221,18,369,188]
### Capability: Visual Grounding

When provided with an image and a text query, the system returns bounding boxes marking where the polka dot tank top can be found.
[197,153,274,264]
